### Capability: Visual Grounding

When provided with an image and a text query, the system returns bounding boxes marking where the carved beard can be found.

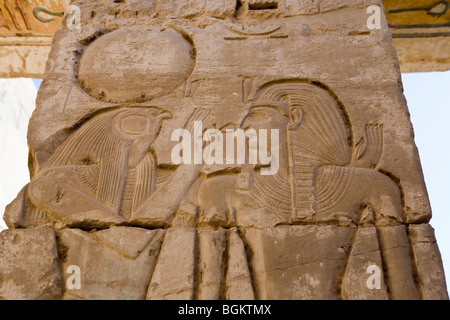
[120,152,156,220]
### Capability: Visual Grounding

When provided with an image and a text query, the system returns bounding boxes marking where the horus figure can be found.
[198,80,419,299]
[27,107,201,228]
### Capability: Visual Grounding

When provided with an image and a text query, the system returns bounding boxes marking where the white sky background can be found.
[0,72,449,290]
[402,71,450,289]
[0,79,36,230]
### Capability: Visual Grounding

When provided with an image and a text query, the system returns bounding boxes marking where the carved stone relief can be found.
[0,0,447,300]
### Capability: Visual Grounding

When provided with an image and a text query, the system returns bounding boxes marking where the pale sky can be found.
[402,71,450,289]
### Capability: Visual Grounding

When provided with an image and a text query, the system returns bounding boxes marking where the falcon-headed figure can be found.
[27,107,200,228]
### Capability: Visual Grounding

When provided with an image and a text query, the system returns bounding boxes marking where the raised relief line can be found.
[224,27,289,40]
[228,25,282,36]
[224,36,248,40]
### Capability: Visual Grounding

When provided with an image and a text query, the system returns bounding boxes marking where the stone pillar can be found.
[0,0,447,300]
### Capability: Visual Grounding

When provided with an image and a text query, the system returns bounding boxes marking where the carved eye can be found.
[249,111,269,122]
[250,106,278,120]
[120,115,150,135]
[148,109,158,117]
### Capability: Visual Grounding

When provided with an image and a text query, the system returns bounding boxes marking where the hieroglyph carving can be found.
[1,0,447,301]
[1,79,438,299]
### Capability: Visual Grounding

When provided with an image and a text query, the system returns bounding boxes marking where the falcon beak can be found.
[159,111,173,120]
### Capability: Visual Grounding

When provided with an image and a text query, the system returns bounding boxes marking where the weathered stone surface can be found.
[59,227,164,300]
[0,0,447,300]
[409,224,449,300]
[26,1,432,226]
[77,27,196,104]
[244,225,355,299]
[0,228,61,300]
[226,228,254,300]
[341,226,389,300]
[3,187,25,229]
[4,185,56,230]
[146,227,196,300]
[197,228,227,300]
[376,225,420,300]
